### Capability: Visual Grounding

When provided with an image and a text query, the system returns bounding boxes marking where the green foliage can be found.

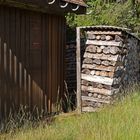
[66,0,140,37]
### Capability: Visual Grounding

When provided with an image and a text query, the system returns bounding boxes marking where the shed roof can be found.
[0,0,87,14]
[78,25,140,41]
[63,0,87,7]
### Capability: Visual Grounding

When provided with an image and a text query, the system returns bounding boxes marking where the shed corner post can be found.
[76,27,82,114]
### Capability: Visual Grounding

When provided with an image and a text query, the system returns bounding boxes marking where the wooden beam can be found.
[87,31,122,35]
[82,96,111,104]
[81,74,114,85]
[0,0,86,15]
[86,40,123,47]
[81,85,113,95]
[76,27,81,114]
[82,64,116,72]
[84,52,120,62]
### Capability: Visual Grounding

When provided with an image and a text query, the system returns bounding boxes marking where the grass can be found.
[1,91,140,140]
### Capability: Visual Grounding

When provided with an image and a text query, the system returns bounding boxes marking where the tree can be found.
[66,0,140,37]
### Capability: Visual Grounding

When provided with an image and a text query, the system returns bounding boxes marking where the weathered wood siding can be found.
[0,5,65,119]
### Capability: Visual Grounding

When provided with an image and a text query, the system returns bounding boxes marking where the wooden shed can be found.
[0,0,86,118]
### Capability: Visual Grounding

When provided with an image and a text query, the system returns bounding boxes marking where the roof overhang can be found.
[0,0,87,15]
[62,0,87,7]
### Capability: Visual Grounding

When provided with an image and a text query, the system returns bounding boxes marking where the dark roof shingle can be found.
[63,0,87,7]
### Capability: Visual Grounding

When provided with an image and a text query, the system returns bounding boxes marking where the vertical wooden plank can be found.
[0,38,2,119]
[20,10,26,105]
[24,69,27,92]
[57,16,61,112]
[76,27,81,113]
[28,74,31,109]
[0,7,5,118]
[51,15,57,112]
[25,10,31,108]
[9,7,16,113]
[9,49,12,77]
[5,8,10,115]
[44,14,48,113]
[19,63,22,88]
[61,16,65,112]
[14,55,17,83]
[48,14,52,113]
[41,14,46,112]
[4,43,7,73]
[60,16,65,111]
[3,43,8,117]
[16,8,21,109]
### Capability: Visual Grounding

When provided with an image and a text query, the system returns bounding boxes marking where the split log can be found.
[90,70,95,75]
[97,46,102,53]
[88,82,98,88]
[97,83,104,89]
[101,60,110,66]
[84,52,119,61]
[106,35,113,41]
[108,54,120,61]
[81,85,88,91]
[98,95,102,99]
[81,74,114,85]
[103,47,110,54]
[100,45,105,49]
[95,71,100,76]
[87,33,96,40]
[84,52,93,58]
[82,64,96,69]
[115,35,123,42]
[99,71,109,77]
[109,61,116,66]
[93,59,101,65]
[115,66,125,71]
[86,40,123,47]
[82,100,88,107]
[83,58,93,64]
[86,45,97,53]
[122,49,127,54]
[82,64,115,72]
[96,35,101,40]
[103,85,112,90]
[88,93,93,97]
[100,35,106,41]
[82,69,91,74]
[108,72,114,78]
[113,77,121,85]
[82,96,111,104]
[110,46,120,54]
[81,80,89,86]
[93,93,98,98]
[95,65,115,72]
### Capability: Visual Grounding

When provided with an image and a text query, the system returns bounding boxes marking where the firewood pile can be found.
[81,30,140,112]
[65,43,77,93]
[65,41,85,93]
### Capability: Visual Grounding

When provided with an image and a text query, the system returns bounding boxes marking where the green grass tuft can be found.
[1,91,140,140]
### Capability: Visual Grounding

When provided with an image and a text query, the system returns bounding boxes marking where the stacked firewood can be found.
[81,31,128,112]
[65,43,77,93]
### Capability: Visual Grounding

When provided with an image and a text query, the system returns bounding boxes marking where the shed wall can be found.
[0,6,65,118]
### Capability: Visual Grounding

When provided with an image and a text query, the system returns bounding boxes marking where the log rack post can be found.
[76,27,82,114]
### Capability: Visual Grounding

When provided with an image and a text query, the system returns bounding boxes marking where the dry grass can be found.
[1,90,140,140]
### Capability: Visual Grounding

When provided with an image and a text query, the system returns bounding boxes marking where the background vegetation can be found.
[66,0,140,41]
